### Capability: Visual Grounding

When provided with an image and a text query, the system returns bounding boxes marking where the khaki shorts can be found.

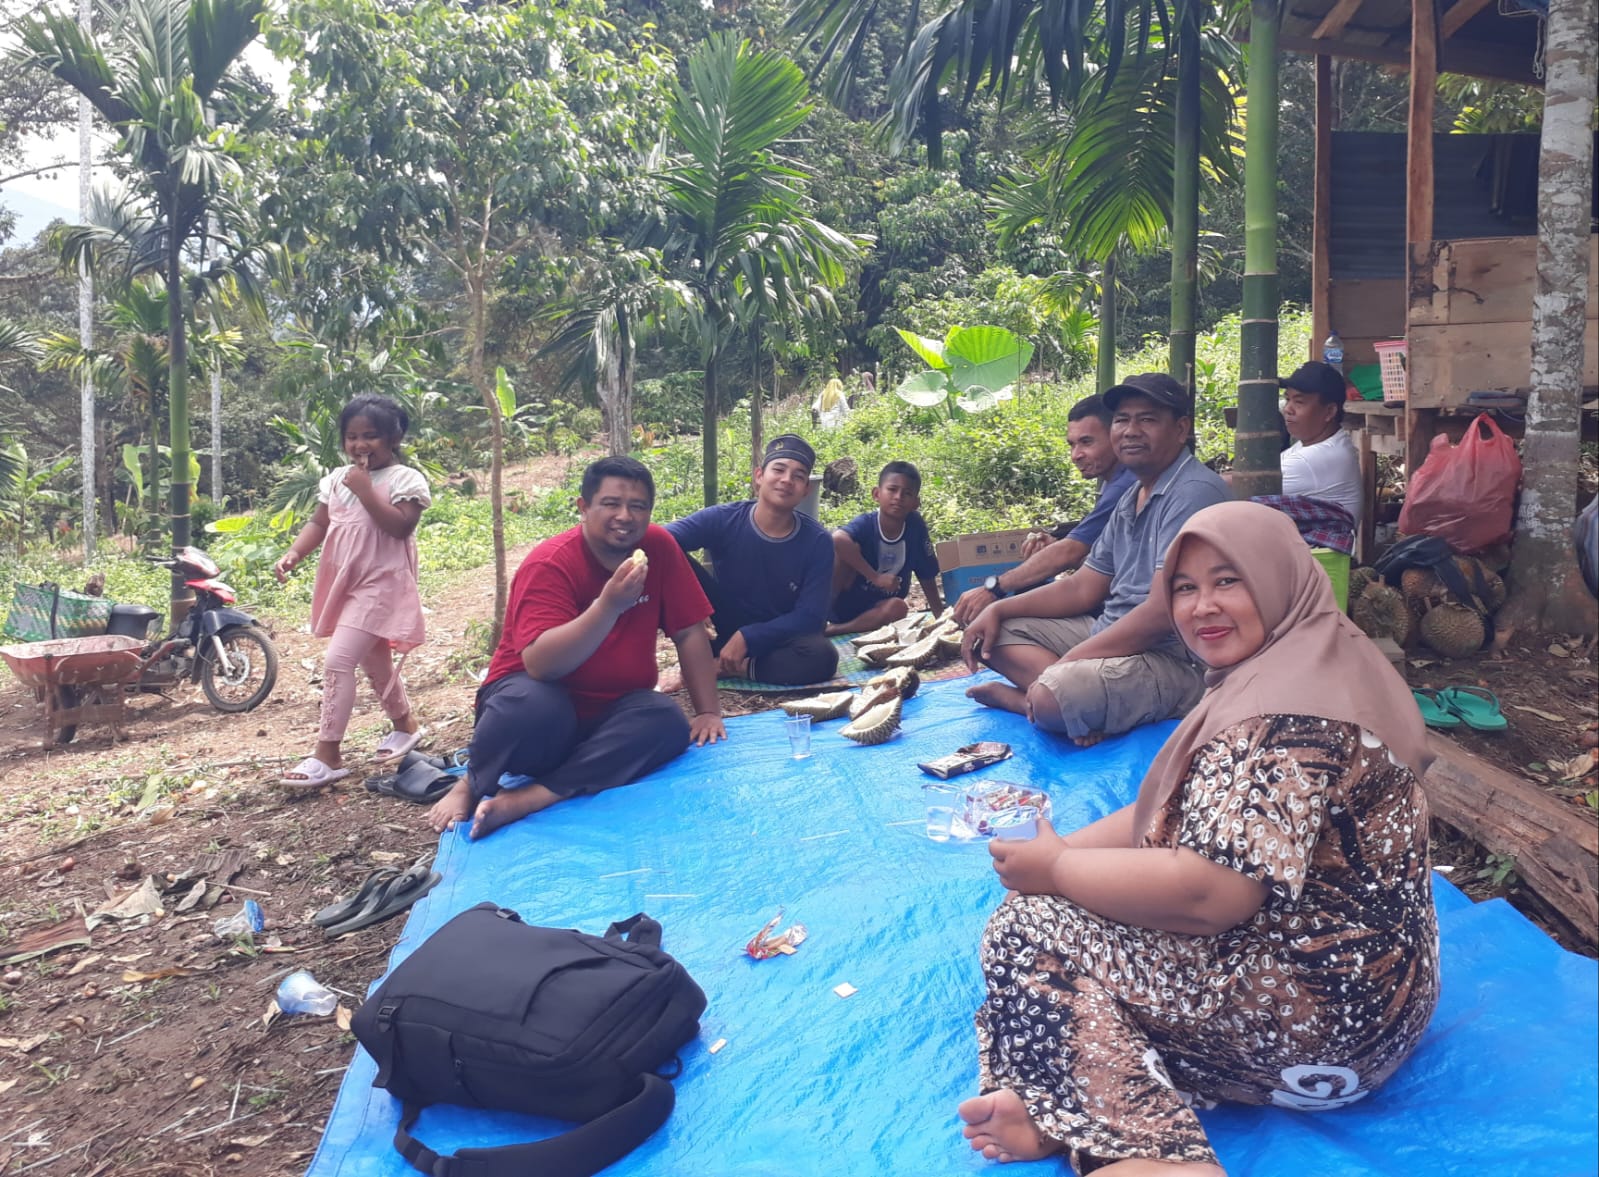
[994,614,1206,739]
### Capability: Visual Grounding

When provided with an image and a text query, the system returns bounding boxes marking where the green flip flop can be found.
[1437,686,1508,732]
[1412,689,1461,729]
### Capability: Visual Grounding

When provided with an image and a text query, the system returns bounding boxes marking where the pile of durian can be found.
[781,665,921,744]
[1349,545,1508,658]
[850,608,963,670]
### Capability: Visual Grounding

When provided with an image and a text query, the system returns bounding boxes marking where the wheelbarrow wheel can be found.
[49,684,79,745]
[200,625,278,713]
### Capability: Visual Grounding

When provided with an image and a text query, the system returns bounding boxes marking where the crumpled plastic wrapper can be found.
[745,911,809,960]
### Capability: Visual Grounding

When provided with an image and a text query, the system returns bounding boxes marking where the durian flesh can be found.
[840,695,903,744]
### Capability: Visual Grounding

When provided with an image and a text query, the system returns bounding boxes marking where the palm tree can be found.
[15,0,272,615]
[656,33,865,506]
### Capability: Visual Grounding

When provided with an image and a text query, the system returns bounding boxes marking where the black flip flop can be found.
[366,753,453,804]
[364,750,442,795]
[321,863,441,937]
[312,867,399,928]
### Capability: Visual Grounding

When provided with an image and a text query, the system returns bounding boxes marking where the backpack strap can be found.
[395,1072,675,1177]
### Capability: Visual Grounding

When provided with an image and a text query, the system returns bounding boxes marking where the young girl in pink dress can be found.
[273,395,431,786]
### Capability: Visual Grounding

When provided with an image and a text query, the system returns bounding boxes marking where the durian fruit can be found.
[848,681,898,718]
[839,694,903,744]
[780,691,855,720]
[1348,565,1378,600]
[853,622,899,648]
[935,628,964,657]
[887,631,942,668]
[858,642,901,667]
[893,612,931,642]
[867,666,920,701]
[628,548,648,570]
[1400,567,1443,602]
[1351,581,1414,646]
[1419,603,1486,658]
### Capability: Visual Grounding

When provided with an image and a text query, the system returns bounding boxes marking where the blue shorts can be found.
[830,581,904,624]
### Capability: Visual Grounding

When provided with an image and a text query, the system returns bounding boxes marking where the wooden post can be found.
[1312,54,1334,362]
[1405,0,1438,476]
[1357,424,1375,562]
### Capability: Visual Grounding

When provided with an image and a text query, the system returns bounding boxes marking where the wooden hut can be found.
[1277,0,1598,553]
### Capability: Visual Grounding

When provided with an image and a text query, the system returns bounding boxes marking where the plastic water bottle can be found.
[212,899,265,938]
[276,970,339,1016]
[1323,330,1345,374]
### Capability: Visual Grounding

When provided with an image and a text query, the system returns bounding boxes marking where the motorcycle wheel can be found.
[200,626,279,713]
[49,684,79,745]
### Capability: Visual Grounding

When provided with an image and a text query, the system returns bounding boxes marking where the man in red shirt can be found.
[427,457,725,839]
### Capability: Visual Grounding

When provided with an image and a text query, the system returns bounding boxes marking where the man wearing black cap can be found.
[1279,361,1362,528]
[961,373,1229,744]
[667,433,839,685]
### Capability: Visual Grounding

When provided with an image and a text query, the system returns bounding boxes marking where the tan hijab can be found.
[1129,501,1433,844]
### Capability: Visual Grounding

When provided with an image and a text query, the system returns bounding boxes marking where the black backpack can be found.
[351,903,707,1177]
[1371,535,1494,614]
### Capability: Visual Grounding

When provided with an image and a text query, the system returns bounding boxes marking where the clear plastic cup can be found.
[785,714,812,759]
[276,970,338,1016]
[991,805,1040,842]
[923,781,961,842]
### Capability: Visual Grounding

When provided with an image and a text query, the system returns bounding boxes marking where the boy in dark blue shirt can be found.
[827,461,944,636]
[666,434,839,685]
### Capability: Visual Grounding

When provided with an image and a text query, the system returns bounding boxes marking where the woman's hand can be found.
[989,820,1067,895]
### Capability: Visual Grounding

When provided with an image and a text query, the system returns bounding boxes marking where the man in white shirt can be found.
[1279,361,1363,529]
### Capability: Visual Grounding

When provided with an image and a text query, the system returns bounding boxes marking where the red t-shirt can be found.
[482,523,711,721]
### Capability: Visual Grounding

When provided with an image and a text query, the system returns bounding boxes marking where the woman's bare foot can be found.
[967,681,1028,715]
[469,783,562,840]
[958,1089,1060,1163]
[1072,731,1105,748]
[426,777,474,833]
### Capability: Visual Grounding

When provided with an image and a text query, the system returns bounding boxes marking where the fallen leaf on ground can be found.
[66,953,103,976]
[1,915,92,966]
[0,1078,15,1095]
[0,1032,50,1052]
[124,965,208,982]
[1510,705,1568,723]
[190,1076,207,1090]
[88,877,165,929]
[1556,751,1597,781]
[335,1005,353,1032]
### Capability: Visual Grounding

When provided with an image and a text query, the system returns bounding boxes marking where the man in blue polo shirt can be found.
[667,434,839,686]
[952,393,1135,625]
[960,374,1229,745]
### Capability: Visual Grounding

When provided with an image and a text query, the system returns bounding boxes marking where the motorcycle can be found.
[111,545,280,713]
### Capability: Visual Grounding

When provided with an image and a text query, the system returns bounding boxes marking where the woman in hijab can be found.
[957,501,1440,1175]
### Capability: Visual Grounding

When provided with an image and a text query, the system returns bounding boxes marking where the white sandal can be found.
[373,728,425,764]
[280,756,353,789]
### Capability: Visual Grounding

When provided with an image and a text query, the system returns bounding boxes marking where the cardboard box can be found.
[934,529,1035,603]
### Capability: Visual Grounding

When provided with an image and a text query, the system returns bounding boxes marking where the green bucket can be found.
[1312,548,1351,612]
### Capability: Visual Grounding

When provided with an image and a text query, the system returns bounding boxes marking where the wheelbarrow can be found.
[0,634,152,747]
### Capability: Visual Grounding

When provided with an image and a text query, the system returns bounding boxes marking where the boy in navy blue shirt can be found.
[667,434,839,685]
[826,461,944,636]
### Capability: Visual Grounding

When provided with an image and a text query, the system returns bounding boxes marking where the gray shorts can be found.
[994,614,1206,739]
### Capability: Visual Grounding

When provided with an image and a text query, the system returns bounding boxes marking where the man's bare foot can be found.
[658,668,685,693]
[469,783,562,840]
[1072,731,1106,748]
[426,777,474,833]
[958,1089,1060,1163]
[967,681,1028,715]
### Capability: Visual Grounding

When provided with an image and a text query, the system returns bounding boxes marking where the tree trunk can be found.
[750,328,765,476]
[166,227,194,623]
[1168,1,1201,390]
[1503,0,1597,636]
[469,268,509,649]
[600,341,629,456]
[76,0,94,560]
[702,362,719,507]
[1096,253,1118,393]
[1233,0,1283,500]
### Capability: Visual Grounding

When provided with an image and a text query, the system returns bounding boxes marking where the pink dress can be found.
[309,464,431,652]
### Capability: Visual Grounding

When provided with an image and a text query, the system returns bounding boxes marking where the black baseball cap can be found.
[1280,361,1347,405]
[761,433,816,472]
[1103,373,1192,417]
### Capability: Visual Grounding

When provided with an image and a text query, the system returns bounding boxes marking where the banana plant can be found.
[893,325,1035,418]
[0,441,74,556]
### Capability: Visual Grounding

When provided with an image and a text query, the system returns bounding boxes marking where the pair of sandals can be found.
[312,860,441,937]
[280,728,427,789]
[1413,686,1508,731]
[364,749,464,805]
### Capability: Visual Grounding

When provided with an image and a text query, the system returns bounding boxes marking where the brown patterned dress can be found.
[975,715,1440,1172]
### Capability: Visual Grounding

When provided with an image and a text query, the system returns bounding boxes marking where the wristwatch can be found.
[982,575,1007,599]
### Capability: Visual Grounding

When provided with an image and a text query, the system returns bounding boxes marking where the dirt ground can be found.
[0,458,1594,1175]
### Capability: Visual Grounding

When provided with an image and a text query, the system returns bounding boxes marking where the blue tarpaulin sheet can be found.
[307,676,1598,1177]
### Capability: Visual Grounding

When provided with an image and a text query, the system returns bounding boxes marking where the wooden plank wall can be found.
[1327,278,1406,366]
[1408,235,1599,408]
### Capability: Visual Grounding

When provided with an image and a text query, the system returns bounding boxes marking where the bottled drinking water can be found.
[1323,330,1345,374]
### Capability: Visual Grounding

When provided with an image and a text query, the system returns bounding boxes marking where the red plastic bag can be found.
[1398,414,1522,553]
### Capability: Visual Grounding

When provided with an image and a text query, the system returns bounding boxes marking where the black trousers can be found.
[686,557,838,685]
[468,673,689,801]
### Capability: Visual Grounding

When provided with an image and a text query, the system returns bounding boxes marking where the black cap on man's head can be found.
[1103,373,1192,417]
[1279,361,1347,405]
[761,433,816,472]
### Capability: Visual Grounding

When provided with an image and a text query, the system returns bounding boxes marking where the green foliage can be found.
[892,322,1035,418]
